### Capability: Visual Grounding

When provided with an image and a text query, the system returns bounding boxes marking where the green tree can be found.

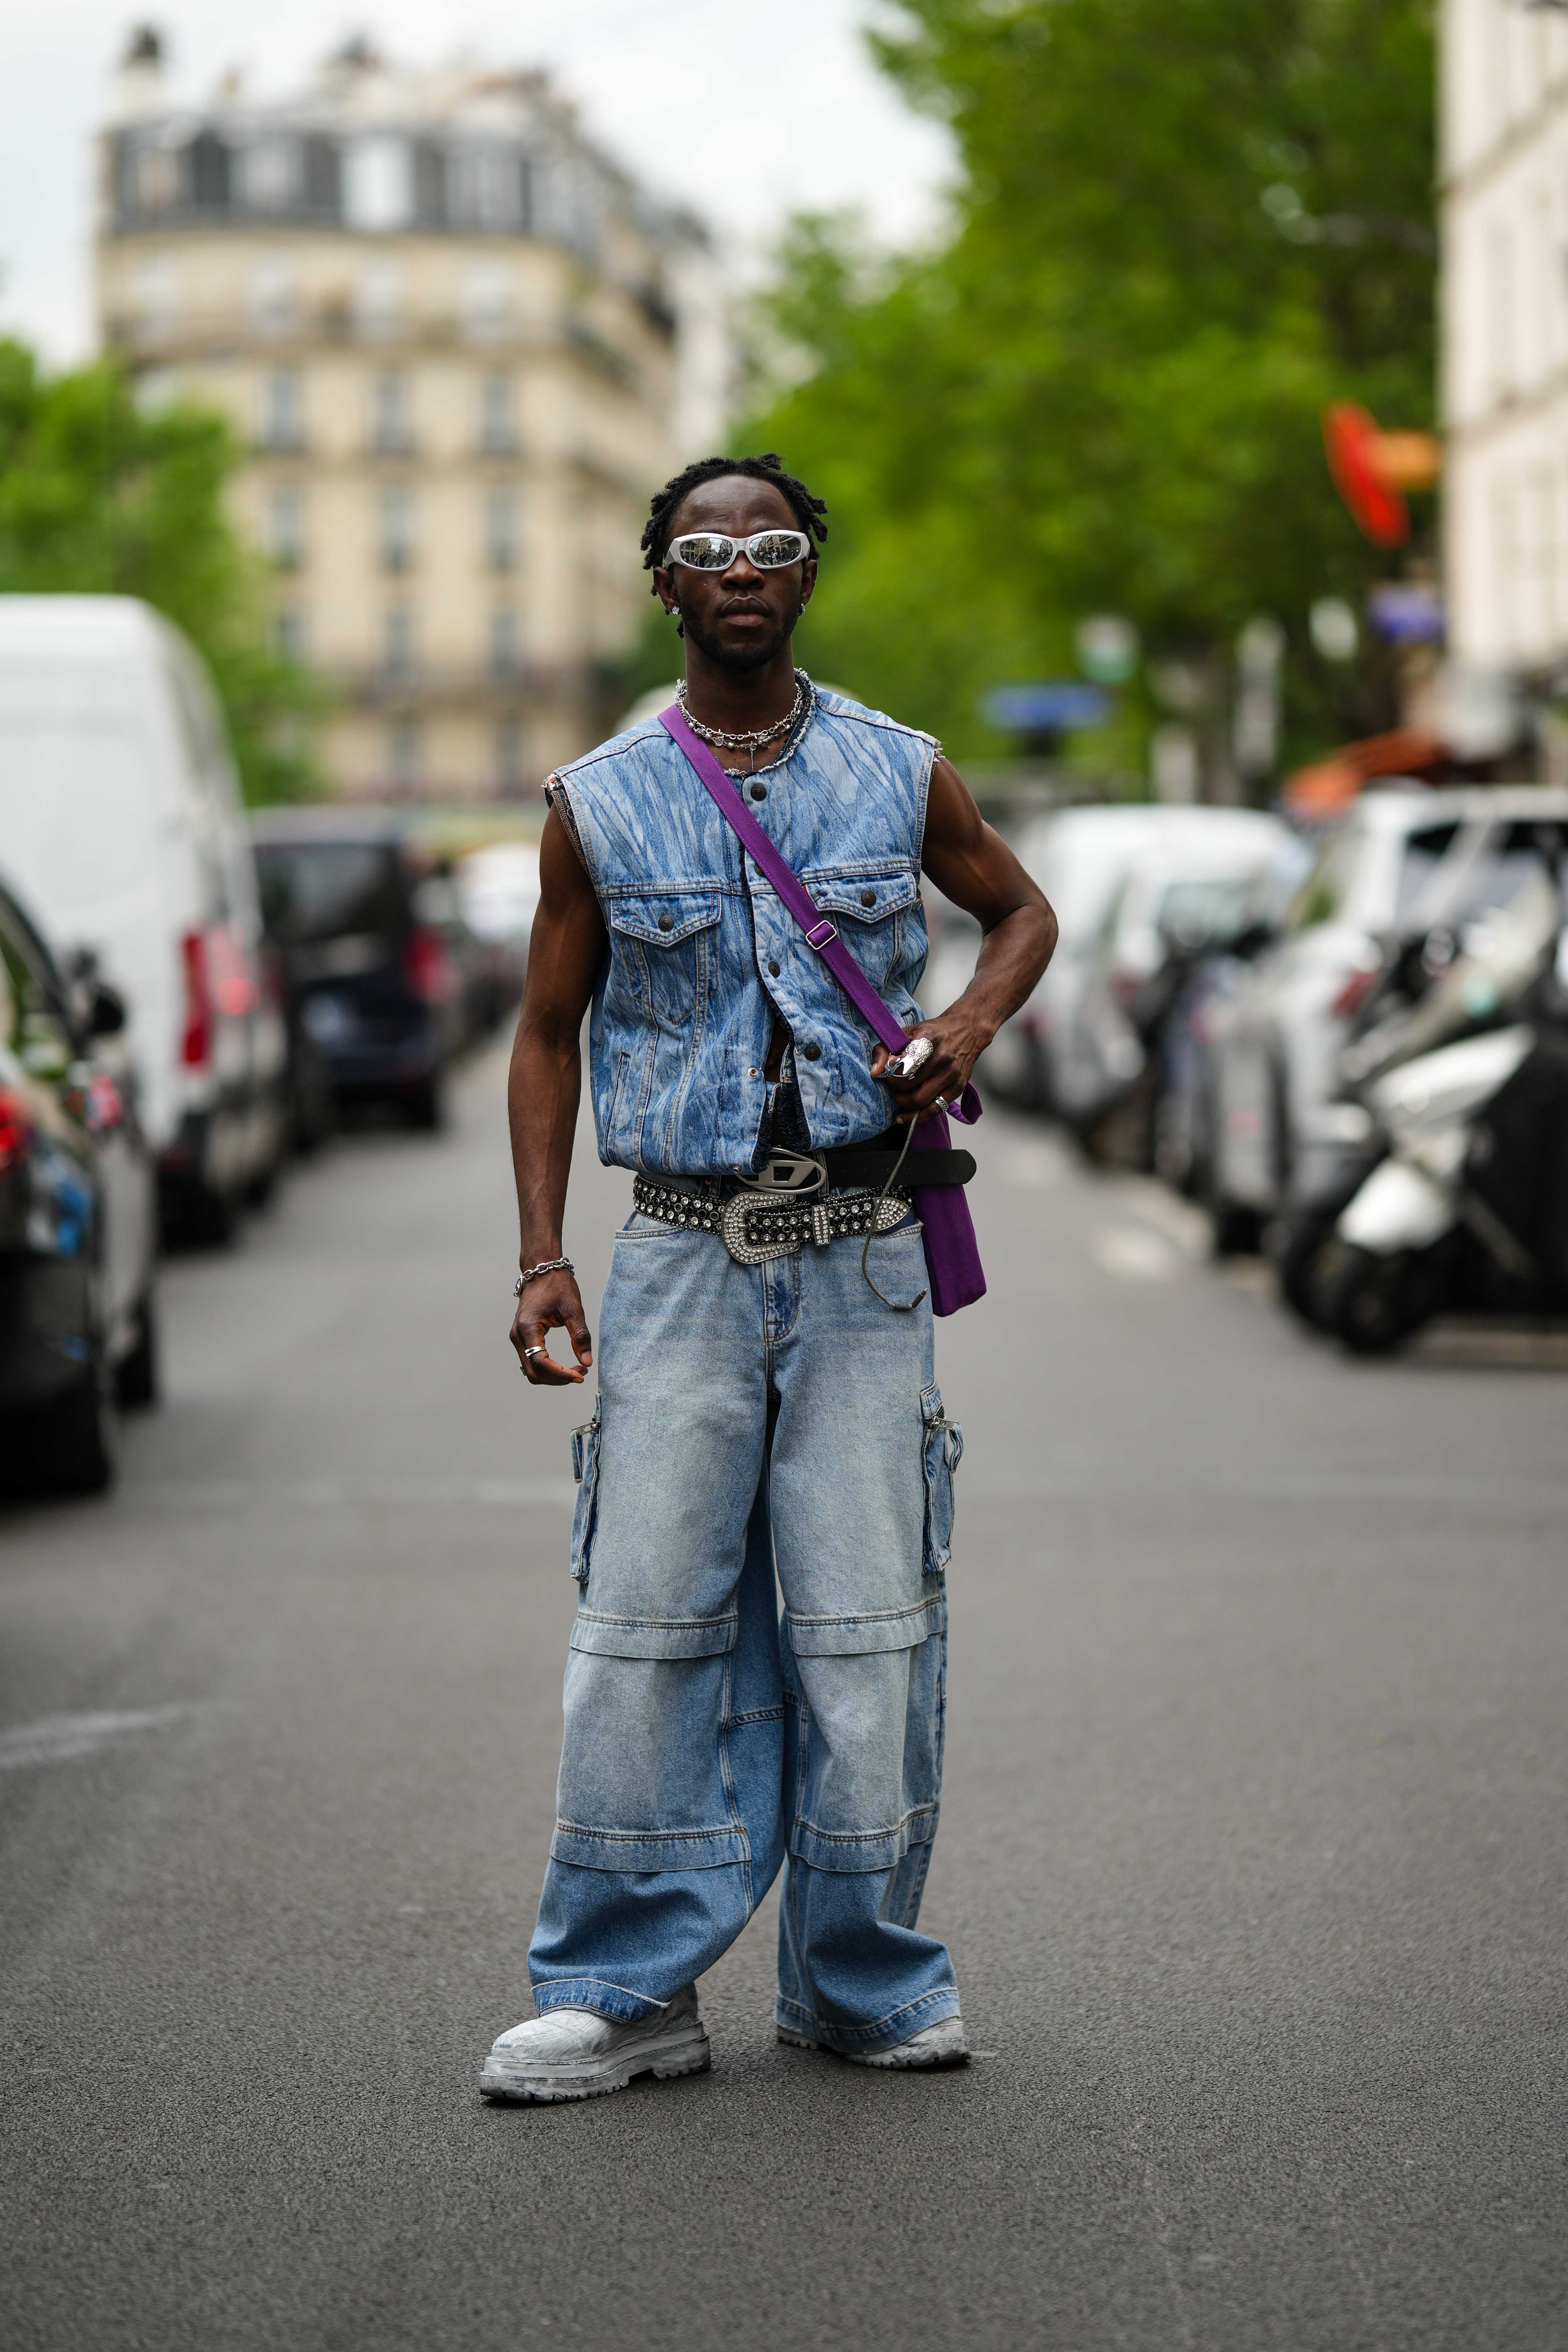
[0,338,321,802]
[749,0,1435,779]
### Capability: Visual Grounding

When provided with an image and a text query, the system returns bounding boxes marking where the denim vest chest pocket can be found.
[806,867,920,994]
[604,888,722,1027]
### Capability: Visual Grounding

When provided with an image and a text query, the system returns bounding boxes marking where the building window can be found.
[1489,222,1516,401]
[496,719,526,796]
[355,261,404,342]
[378,487,415,573]
[259,367,304,451]
[239,137,300,213]
[383,605,416,680]
[491,605,521,676]
[249,256,297,338]
[484,487,518,571]
[189,130,231,210]
[478,373,516,453]
[135,258,179,343]
[273,605,307,660]
[388,718,423,795]
[345,135,413,232]
[130,139,180,214]
[371,371,413,453]
[449,144,526,232]
[465,268,514,346]
[269,484,305,570]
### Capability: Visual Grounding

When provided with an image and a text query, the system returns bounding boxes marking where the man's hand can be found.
[510,1269,593,1385]
[870,1000,992,1125]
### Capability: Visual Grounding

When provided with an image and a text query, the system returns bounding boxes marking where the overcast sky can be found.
[0,0,955,364]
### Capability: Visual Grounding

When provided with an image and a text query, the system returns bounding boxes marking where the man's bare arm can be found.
[872,755,1058,1123]
[506,805,607,1386]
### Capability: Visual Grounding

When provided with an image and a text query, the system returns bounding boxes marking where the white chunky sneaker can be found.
[778,2014,969,2069]
[481,1984,709,2104]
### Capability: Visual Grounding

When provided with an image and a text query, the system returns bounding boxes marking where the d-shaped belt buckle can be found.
[738,1150,827,1195]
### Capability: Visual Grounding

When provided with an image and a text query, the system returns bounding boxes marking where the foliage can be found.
[746,0,1436,778]
[0,339,322,802]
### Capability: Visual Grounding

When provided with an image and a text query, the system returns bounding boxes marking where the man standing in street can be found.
[482,453,1055,2102]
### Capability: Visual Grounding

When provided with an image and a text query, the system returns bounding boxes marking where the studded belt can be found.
[631,1173,913,1266]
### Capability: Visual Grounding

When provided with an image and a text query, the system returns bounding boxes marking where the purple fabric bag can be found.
[659,705,986,1316]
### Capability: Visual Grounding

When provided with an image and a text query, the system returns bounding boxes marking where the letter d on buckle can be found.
[745,1150,826,1194]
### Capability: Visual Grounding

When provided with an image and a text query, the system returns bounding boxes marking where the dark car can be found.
[252,813,464,1130]
[0,876,159,1495]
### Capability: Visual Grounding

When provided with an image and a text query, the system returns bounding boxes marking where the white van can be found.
[0,597,285,1240]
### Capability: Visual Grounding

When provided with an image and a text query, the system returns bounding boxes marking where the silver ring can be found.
[935,1094,949,1110]
[523,1345,545,1358]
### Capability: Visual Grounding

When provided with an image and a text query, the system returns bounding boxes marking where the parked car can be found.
[0,597,286,1244]
[983,804,1287,1117]
[406,858,494,1049]
[1058,811,1295,1160]
[458,841,538,1031]
[252,812,465,1130]
[1199,784,1568,1252]
[0,874,161,1494]
[1151,838,1318,1193]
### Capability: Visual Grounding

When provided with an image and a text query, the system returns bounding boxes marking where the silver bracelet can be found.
[514,1256,574,1296]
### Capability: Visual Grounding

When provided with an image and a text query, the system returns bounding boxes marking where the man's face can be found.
[652,477,817,671]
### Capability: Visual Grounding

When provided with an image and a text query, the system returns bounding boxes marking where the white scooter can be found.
[1324,868,1568,1353]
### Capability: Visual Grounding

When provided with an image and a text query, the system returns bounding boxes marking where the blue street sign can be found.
[982,683,1111,733]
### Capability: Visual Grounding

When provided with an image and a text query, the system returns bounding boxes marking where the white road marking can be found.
[0,1706,188,1772]
[1092,1226,1183,1281]
[123,1475,577,1512]
[1000,1139,1071,1190]
[1107,1174,1211,1259]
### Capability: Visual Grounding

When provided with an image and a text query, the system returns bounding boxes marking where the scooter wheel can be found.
[1327,1243,1445,1356]
[1275,1215,1345,1330]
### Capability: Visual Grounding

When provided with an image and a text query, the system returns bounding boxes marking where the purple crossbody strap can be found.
[658,705,980,1126]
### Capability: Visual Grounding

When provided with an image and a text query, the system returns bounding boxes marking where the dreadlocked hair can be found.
[640,453,828,581]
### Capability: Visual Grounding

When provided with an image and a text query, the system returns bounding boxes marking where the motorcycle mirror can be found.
[1228,919,1277,961]
[88,981,127,1038]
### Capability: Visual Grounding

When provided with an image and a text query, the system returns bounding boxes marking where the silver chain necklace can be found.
[676,673,806,752]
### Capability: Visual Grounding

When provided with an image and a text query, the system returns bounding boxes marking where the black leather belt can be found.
[633,1173,913,1265]
[822,1141,976,1188]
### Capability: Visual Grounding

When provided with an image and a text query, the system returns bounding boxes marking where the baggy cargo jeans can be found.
[527,1203,965,2055]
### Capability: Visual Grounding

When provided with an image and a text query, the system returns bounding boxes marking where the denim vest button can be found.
[802,1042,822,1060]
[657,912,674,931]
[750,783,767,801]
[767,959,780,977]
[861,889,876,906]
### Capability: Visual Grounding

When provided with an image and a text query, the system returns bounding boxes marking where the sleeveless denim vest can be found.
[551,687,937,1177]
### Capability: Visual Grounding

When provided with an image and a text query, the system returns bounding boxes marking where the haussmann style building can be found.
[95,30,728,799]
[1441,0,1568,723]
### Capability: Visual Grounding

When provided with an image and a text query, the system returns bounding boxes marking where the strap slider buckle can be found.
[804,918,838,950]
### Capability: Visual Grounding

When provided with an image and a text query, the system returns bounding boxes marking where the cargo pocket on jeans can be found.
[569,1400,602,1585]
[783,1602,946,1873]
[920,1381,963,1576]
[552,1607,747,1872]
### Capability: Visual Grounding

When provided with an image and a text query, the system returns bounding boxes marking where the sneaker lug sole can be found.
[775,2024,968,2068]
[480,2026,710,2104]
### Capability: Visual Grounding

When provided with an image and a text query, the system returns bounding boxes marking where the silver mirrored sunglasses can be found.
[665,528,812,572]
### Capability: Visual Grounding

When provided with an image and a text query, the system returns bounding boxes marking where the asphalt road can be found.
[3,1044,1565,2352]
